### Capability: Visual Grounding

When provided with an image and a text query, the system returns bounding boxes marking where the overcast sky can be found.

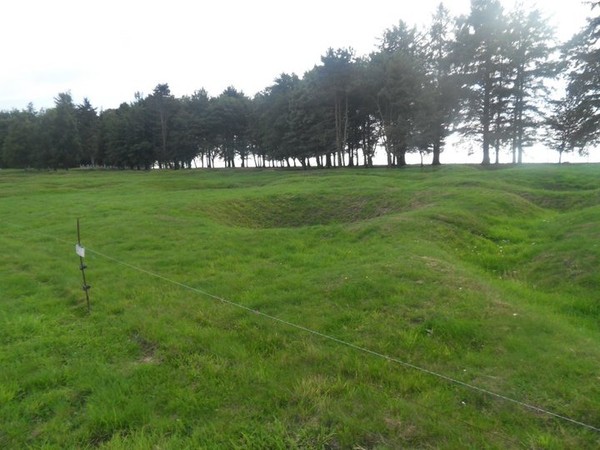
[0,0,593,113]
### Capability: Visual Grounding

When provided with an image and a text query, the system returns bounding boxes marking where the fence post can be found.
[76,218,91,313]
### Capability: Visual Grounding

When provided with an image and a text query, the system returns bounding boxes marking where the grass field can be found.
[1,164,599,449]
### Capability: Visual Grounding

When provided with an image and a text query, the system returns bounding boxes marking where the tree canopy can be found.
[1,1,597,170]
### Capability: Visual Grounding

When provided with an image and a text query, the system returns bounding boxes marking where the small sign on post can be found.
[76,218,91,313]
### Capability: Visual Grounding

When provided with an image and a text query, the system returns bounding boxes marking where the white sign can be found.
[75,244,85,258]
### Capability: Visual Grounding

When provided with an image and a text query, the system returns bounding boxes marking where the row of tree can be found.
[1,0,598,170]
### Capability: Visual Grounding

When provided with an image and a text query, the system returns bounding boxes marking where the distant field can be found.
[1,165,599,448]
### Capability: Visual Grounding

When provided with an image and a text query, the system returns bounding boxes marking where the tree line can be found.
[1,0,598,170]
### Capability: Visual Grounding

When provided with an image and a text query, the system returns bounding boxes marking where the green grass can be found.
[1,164,599,448]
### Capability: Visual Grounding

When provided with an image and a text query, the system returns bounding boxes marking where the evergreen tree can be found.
[47,92,81,169]
[564,1,600,147]
[170,95,201,169]
[129,93,156,169]
[290,70,336,168]
[316,48,356,167]
[77,98,99,166]
[1,106,41,168]
[423,3,460,165]
[506,5,557,163]
[187,89,213,168]
[209,87,251,168]
[0,110,10,167]
[368,21,427,167]
[347,58,379,167]
[545,95,594,163]
[454,0,508,165]
[255,73,301,167]
[148,84,176,168]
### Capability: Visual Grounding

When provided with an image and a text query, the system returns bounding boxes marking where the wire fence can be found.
[3,219,600,438]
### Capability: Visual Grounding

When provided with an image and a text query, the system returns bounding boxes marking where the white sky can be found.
[0,0,593,112]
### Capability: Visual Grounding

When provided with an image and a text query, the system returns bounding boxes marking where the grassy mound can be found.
[1,165,599,448]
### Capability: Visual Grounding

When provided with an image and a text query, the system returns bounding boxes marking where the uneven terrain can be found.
[1,165,599,448]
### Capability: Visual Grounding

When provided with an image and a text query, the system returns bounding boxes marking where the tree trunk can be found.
[432,141,441,166]
[482,70,492,165]
[513,63,525,164]
[398,149,407,167]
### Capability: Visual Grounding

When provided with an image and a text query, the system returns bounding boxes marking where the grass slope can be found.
[0,165,599,449]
